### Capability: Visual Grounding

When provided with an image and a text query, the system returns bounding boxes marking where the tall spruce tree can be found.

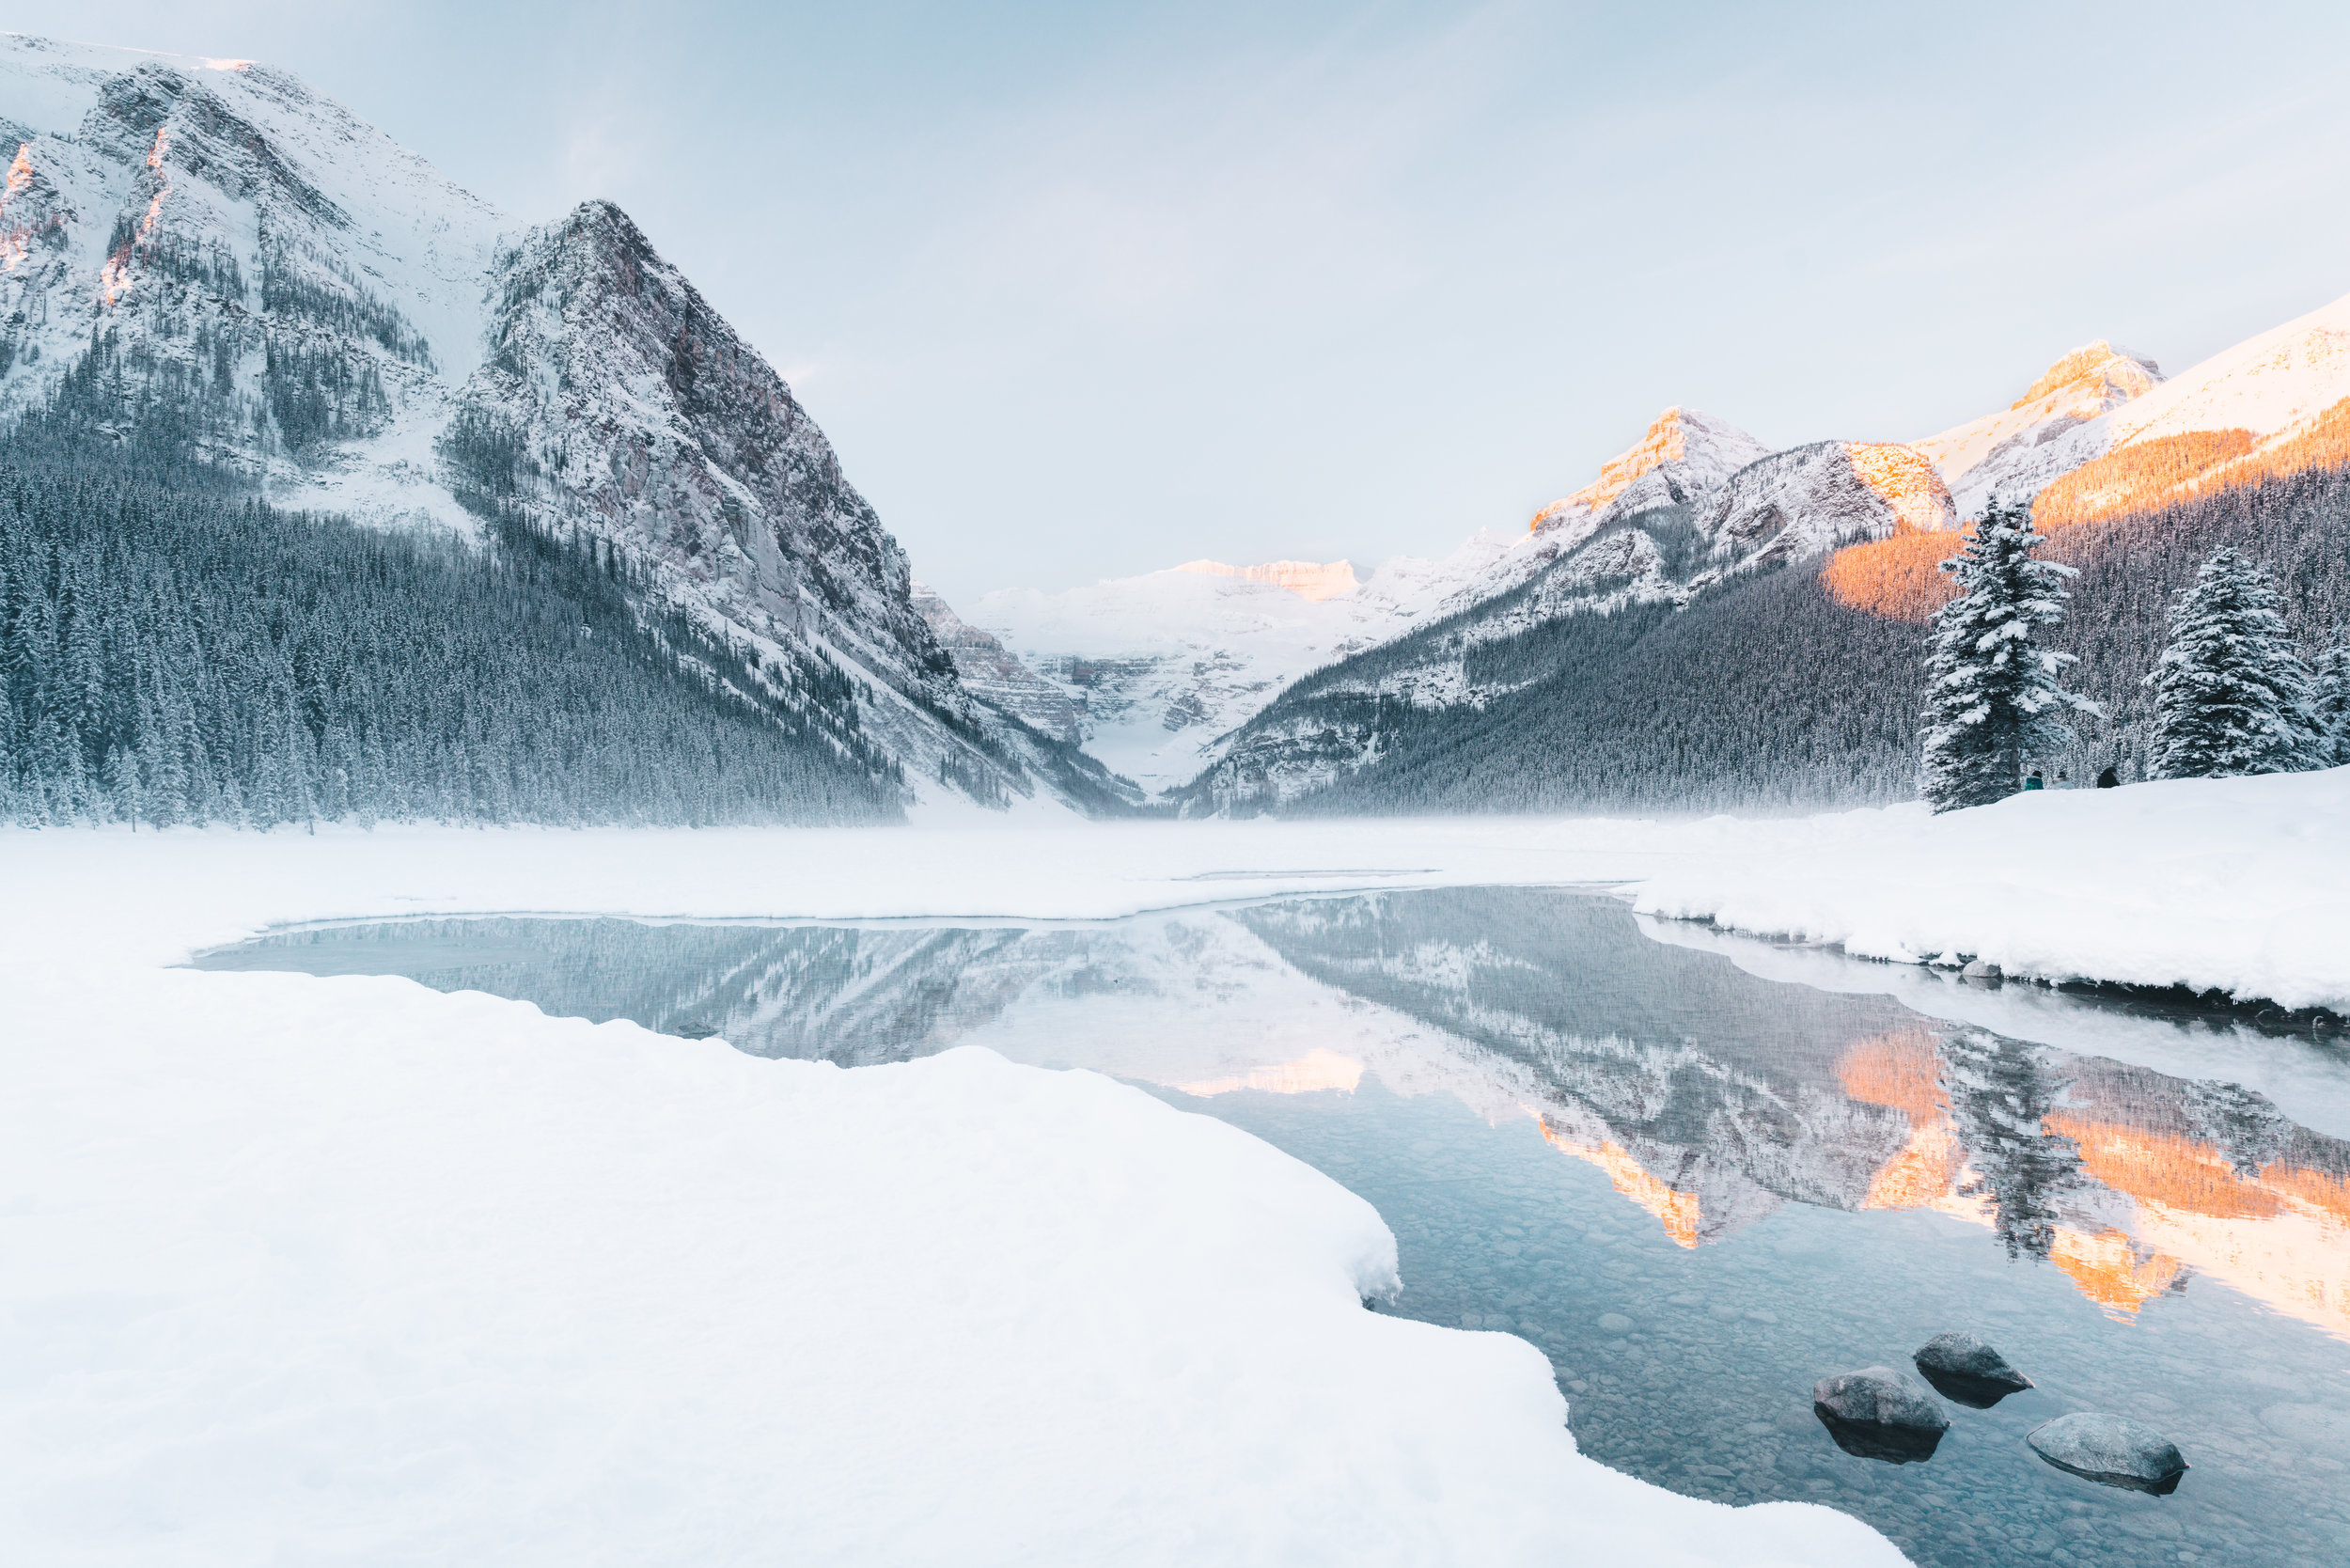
[1919,498,2098,811]
[2145,547,2318,778]
[2311,632,2350,768]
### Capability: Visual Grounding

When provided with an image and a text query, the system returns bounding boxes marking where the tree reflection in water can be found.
[199,888,2350,1568]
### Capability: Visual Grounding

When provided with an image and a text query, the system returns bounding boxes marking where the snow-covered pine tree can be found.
[2311,632,2350,768]
[1919,497,2099,811]
[2145,547,2319,778]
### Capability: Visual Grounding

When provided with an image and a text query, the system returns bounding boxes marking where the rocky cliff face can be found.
[0,33,1104,813]
[910,583,1083,740]
[1700,441,1954,566]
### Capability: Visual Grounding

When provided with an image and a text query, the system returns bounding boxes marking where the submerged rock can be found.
[2027,1412,2189,1494]
[1913,1331,2033,1407]
[1812,1367,1950,1463]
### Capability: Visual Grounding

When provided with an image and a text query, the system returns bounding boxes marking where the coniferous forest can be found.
[0,451,901,829]
[1184,463,2350,817]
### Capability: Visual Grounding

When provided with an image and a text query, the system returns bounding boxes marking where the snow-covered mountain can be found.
[1165,410,1962,810]
[1909,341,2163,519]
[1168,558,1364,600]
[909,584,1082,740]
[2107,288,2350,449]
[964,536,1509,794]
[1911,293,2350,522]
[1530,405,1773,538]
[1433,407,1774,621]
[1702,439,1953,564]
[0,33,1115,814]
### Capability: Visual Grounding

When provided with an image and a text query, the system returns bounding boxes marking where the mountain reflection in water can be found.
[199,887,2350,1566]
[202,889,2350,1345]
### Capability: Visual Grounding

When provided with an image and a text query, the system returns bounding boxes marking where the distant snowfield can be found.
[7,776,2340,1564]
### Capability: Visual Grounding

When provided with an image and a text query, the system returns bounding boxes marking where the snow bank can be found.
[1631,769,2350,1011]
[0,823,1900,1566]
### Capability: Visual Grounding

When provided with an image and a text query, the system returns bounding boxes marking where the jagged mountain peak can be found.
[1912,338,2164,519]
[0,32,1120,815]
[1530,406,1771,536]
[2011,340,2162,413]
[1169,558,1361,602]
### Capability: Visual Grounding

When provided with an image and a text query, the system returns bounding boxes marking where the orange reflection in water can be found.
[2045,1111,2350,1340]
[1512,1028,2349,1339]
[2048,1225,2186,1313]
[1173,1047,1363,1099]
[1537,1118,1703,1249]
[1840,1032,1975,1215]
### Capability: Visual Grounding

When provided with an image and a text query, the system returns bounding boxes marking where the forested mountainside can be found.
[1171,433,1957,813]
[0,34,1122,823]
[1177,465,2350,817]
[0,456,901,826]
[1173,297,2350,818]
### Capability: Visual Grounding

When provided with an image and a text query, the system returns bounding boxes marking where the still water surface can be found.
[196,888,2350,1567]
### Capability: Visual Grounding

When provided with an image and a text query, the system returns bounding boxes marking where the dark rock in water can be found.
[673,1022,720,1040]
[1812,1367,1950,1463]
[2027,1412,2188,1494]
[1914,1331,2033,1407]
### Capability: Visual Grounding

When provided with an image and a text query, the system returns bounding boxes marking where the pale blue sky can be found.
[12,1,2350,603]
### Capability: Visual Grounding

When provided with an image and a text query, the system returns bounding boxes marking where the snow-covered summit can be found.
[1910,340,2162,519]
[1913,293,2350,523]
[0,33,504,387]
[1420,406,1774,625]
[966,533,1508,794]
[1529,405,1774,544]
[2106,287,2350,447]
[1171,557,1361,601]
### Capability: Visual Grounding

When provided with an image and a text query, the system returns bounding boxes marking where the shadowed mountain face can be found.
[0,35,1127,817]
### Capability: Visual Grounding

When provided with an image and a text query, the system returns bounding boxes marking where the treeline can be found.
[0,454,901,829]
[1202,558,1929,816]
[1189,460,2350,816]
[2044,463,2350,780]
[2036,398,2350,529]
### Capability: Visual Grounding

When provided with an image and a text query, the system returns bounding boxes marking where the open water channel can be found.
[195,886,2350,1567]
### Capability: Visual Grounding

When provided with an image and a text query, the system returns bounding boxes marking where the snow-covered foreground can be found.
[1633,768,2350,1012]
[8,773,2340,1563]
[3,820,1902,1567]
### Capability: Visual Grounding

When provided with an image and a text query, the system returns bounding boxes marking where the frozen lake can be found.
[197,886,2350,1568]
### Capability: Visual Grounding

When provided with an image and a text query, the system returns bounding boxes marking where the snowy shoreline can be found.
[8,778,2336,1563]
[2,821,1902,1567]
[1626,769,2350,1014]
